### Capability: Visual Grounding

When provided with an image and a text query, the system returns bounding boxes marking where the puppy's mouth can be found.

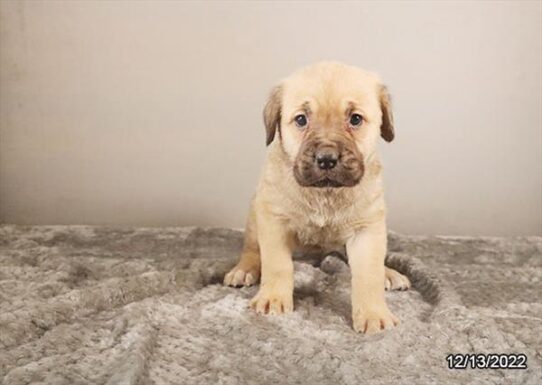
[310,177,345,188]
[293,167,363,189]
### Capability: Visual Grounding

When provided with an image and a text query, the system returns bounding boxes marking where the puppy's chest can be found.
[288,203,355,248]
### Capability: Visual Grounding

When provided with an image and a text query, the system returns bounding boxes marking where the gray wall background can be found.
[1,1,541,235]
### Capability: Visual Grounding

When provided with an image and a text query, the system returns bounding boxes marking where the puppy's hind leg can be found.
[224,249,260,287]
[385,266,410,291]
[224,203,261,287]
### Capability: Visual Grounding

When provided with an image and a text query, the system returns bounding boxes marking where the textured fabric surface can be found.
[0,225,541,385]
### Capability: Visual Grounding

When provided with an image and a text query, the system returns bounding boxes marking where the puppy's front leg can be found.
[347,221,399,334]
[250,207,295,315]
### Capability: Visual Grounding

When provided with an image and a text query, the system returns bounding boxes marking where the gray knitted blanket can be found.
[0,225,540,384]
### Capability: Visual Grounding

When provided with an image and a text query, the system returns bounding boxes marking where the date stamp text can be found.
[447,354,527,370]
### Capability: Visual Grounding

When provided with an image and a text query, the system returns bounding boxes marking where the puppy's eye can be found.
[294,114,308,128]
[349,114,363,127]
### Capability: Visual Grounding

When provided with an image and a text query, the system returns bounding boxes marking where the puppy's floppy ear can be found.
[263,85,282,146]
[379,86,395,142]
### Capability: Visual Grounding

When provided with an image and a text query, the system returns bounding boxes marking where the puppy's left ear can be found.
[379,86,395,142]
[263,85,282,146]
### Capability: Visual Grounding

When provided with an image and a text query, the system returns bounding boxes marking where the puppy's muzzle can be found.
[294,139,364,188]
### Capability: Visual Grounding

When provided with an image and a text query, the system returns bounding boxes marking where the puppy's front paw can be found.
[250,281,293,315]
[353,305,399,334]
[385,267,411,291]
[224,264,260,287]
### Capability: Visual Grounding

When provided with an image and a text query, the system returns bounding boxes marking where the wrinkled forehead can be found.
[281,67,381,117]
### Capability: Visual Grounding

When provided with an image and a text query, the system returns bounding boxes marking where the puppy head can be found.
[264,62,394,188]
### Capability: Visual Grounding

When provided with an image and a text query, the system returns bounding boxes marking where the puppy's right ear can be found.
[263,85,282,146]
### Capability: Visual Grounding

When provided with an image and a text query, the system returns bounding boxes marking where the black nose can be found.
[316,152,338,170]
